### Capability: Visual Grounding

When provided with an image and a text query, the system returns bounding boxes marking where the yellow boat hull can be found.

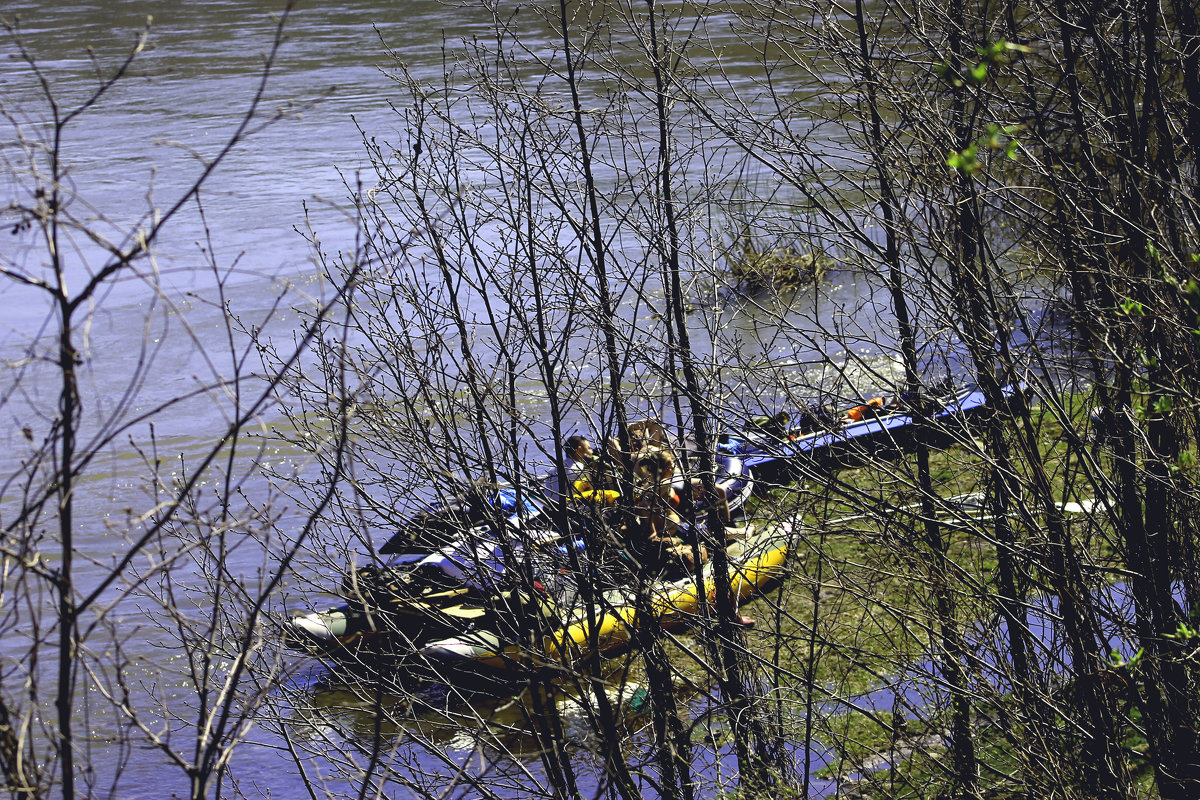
[425,522,794,674]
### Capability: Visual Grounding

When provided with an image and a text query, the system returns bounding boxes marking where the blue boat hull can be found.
[716,385,1007,473]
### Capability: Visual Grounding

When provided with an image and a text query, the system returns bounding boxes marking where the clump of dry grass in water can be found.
[727,237,832,292]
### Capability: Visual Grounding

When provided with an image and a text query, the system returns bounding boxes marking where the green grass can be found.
[672,393,1176,797]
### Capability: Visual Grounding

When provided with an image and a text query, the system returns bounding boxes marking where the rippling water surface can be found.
[0,2,897,796]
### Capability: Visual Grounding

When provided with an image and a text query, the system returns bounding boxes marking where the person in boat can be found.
[599,419,664,477]
[631,447,705,572]
[564,434,620,504]
[630,447,755,626]
[565,434,595,484]
[621,419,737,524]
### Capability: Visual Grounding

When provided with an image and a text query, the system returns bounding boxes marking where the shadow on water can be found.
[280,656,849,799]
[280,661,652,797]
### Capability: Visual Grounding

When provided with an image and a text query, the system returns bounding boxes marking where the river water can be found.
[0,2,906,797]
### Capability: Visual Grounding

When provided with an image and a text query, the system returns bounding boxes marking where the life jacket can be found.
[572,479,620,505]
[845,397,885,421]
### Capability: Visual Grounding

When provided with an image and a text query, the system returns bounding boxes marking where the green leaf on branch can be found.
[1108,647,1144,669]
[939,41,1030,88]
[947,143,980,175]
[1119,297,1145,316]
[1165,272,1199,294]
[937,60,964,88]
[984,124,1005,150]
[1152,395,1174,416]
[951,124,1024,176]
[1165,622,1199,641]
[983,123,1024,156]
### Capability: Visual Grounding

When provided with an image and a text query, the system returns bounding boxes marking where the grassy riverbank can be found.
[653,393,1171,797]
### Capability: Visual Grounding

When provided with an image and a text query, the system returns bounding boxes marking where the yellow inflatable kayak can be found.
[417,521,794,675]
